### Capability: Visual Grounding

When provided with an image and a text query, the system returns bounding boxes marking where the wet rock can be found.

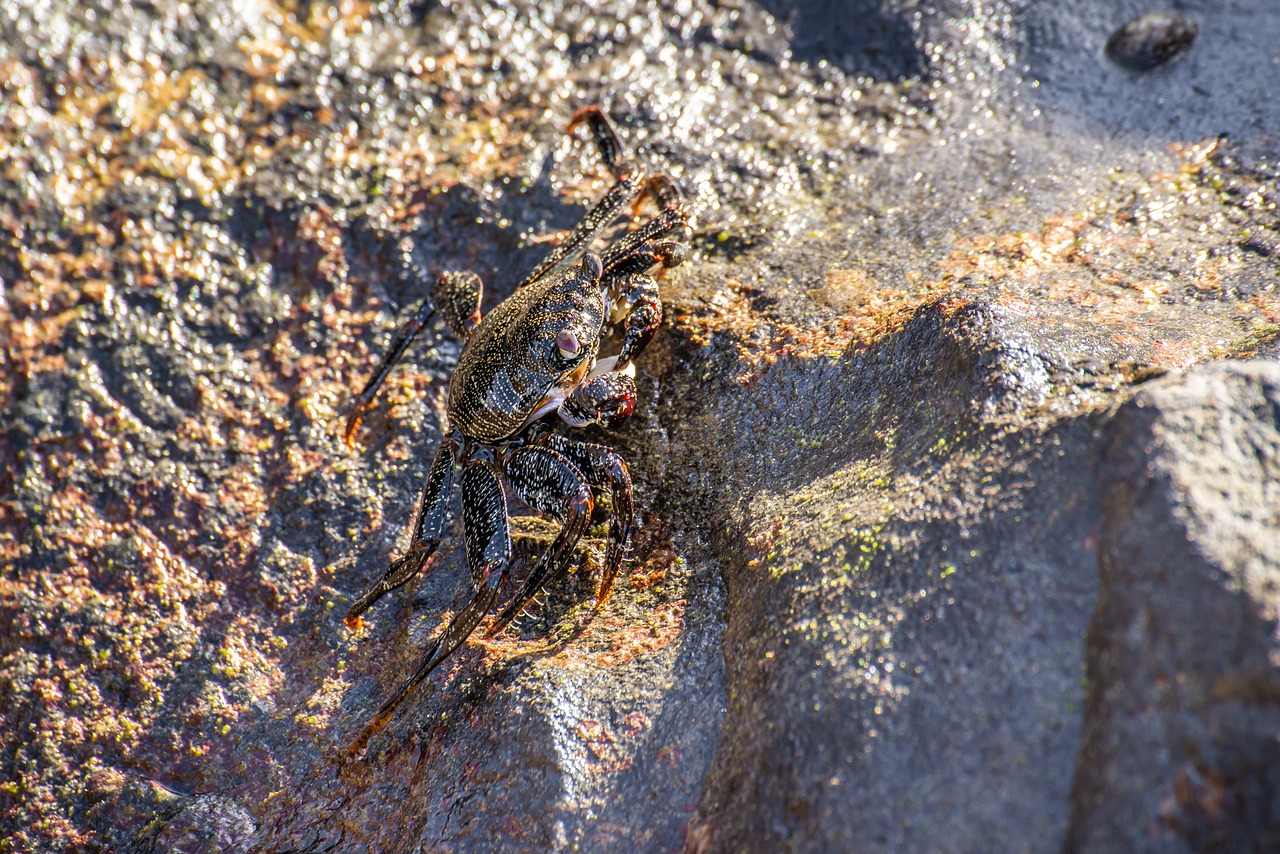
[756,0,924,81]
[1022,2,1280,141]
[1,0,1278,852]
[1069,361,1280,852]
[1105,12,1198,73]
[143,793,258,854]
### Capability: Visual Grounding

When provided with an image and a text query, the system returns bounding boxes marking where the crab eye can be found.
[556,328,581,359]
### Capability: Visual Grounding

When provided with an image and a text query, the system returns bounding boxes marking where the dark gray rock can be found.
[1021,0,1280,142]
[1070,361,1280,852]
[673,307,1107,850]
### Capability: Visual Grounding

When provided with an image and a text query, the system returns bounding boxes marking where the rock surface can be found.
[1,1,1277,852]
[1070,362,1280,853]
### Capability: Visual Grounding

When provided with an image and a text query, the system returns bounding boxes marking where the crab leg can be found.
[518,176,642,289]
[598,201,691,370]
[344,270,489,445]
[517,108,644,290]
[434,270,484,340]
[608,273,664,369]
[639,173,683,211]
[485,446,593,637]
[344,295,436,445]
[542,434,635,606]
[600,207,691,275]
[601,236,686,370]
[357,461,511,740]
[345,432,463,626]
[568,105,627,177]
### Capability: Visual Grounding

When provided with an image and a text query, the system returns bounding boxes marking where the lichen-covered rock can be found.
[1,0,1278,852]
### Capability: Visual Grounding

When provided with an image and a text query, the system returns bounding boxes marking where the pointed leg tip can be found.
[345,596,375,626]
[342,410,365,448]
[346,709,392,760]
[344,734,370,762]
[482,611,513,640]
[567,105,602,129]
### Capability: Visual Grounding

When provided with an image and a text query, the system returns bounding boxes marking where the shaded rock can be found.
[1069,361,1280,852]
[756,0,924,81]
[1021,1,1280,141]
[128,791,258,854]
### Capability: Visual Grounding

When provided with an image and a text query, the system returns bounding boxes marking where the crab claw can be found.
[558,363,638,429]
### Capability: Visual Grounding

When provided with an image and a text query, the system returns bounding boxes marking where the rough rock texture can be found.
[1,0,1278,852]
[1070,362,1280,853]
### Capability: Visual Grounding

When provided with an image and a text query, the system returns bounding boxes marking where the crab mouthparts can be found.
[587,355,636,382]
[523,355,637,428]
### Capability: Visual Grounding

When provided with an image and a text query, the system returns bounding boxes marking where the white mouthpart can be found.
[587,355,636,381]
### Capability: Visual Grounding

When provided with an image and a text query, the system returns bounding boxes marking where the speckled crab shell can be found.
[448,256,607,443]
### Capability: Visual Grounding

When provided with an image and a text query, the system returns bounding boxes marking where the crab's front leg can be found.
[601,182,692,368]
[435,270,483,339]
[604,237,688,368]
[608,272,663,369]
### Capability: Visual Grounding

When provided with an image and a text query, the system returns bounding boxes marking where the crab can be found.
[342,107,691,746]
